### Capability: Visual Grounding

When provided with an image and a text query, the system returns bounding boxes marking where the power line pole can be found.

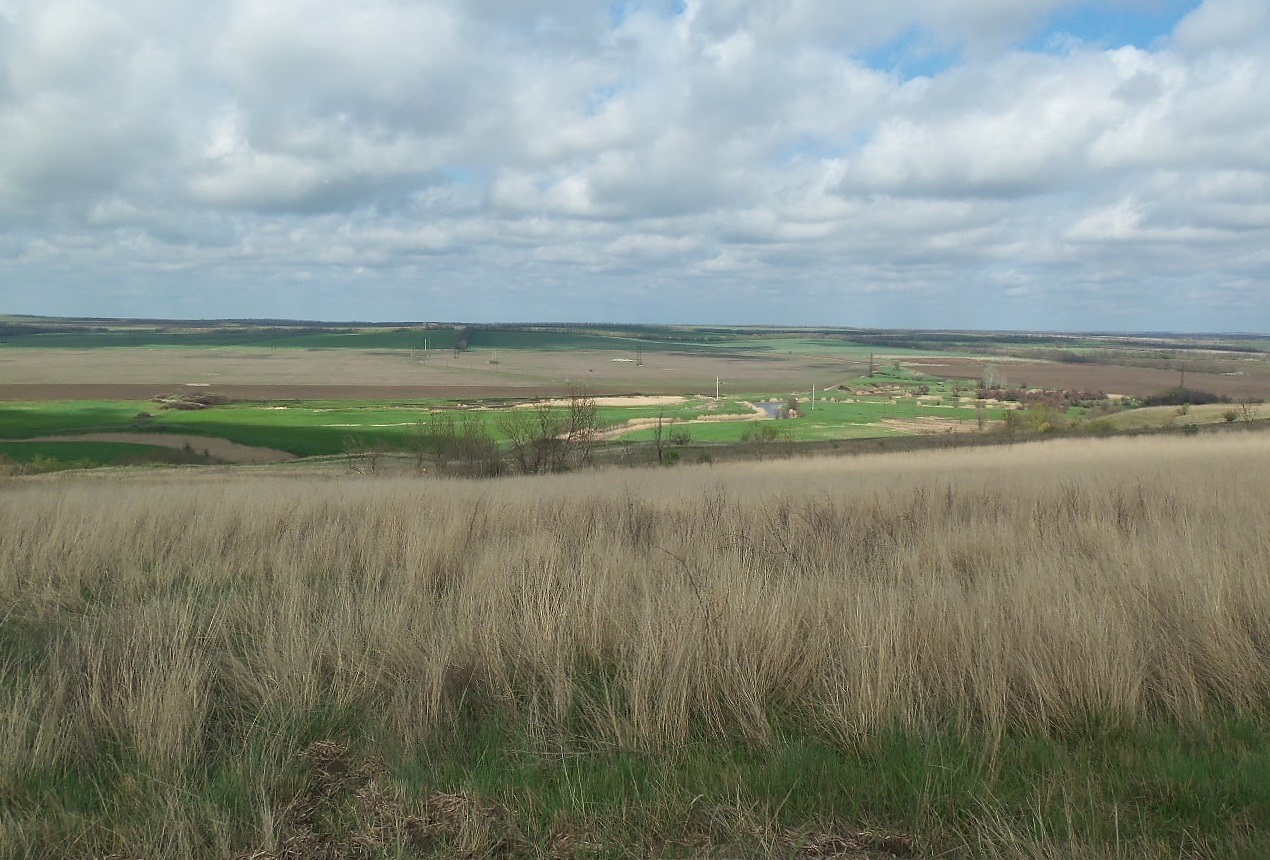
[715,377,720,400]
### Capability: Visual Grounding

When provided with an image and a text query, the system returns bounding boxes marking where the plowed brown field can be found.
[0,347,865,400]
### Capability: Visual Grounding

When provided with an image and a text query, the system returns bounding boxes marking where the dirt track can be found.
[23,433,296,464]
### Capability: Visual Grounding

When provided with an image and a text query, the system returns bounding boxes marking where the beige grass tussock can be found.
[2,433,1268,765]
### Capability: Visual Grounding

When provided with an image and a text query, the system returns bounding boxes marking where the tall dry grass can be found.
[1,434,1269,855]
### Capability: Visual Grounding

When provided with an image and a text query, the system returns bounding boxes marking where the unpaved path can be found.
[518,395,688,408]
[20,433,297,464]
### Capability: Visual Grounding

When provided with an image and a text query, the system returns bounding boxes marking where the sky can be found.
[1,0,1268,331]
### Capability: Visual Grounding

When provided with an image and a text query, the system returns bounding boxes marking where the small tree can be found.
[1001,410,1021,442]
[342,435,383,474]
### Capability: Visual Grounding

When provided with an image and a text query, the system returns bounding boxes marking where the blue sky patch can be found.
[1030,1,1201,52]
[860,27,963,81]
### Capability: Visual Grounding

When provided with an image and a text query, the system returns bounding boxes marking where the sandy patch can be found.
[23,433,296,464]
[324,422,419,428]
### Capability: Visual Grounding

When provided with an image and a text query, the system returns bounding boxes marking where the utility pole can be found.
[811,385,815,411]
[1179,367,1185,389]
[868,353,875,377]
[715,377,720,400]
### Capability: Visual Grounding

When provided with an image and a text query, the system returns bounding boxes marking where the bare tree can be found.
[531,400,567,471]
[412,419,432,473]
[1237,397,1260,424]
[498,408,539,473]
[565,385,599,467]
[342,435,383,474]
[652,408,667,465]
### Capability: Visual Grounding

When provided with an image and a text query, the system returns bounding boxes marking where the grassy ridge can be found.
[1,319,945,358]
[0,327,464,350]
[1,435,1267,858]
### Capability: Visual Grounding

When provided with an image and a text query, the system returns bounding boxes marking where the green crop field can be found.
[0,401,148,437]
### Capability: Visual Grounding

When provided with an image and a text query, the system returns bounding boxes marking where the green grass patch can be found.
[392,718,1269,857]
[12,714,1263,858]
[0,440,195,467]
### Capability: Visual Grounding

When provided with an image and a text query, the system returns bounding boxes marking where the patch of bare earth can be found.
[228,741,918,860]
[880,418,977,435]
[0,347,869,399]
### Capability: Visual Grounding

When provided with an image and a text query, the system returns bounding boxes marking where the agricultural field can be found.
[2,434,1268,858]
[2,320,1268,472]
[0,370,1011,467]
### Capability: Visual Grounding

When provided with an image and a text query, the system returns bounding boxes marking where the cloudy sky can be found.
[1,0,1267,330]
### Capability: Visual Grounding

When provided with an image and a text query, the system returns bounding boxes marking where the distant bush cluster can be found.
[150,392,235,411]
[1140,386,1230,406]
[977,387,1109,410]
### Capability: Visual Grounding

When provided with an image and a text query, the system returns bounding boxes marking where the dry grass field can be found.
[2,434,1269,858]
